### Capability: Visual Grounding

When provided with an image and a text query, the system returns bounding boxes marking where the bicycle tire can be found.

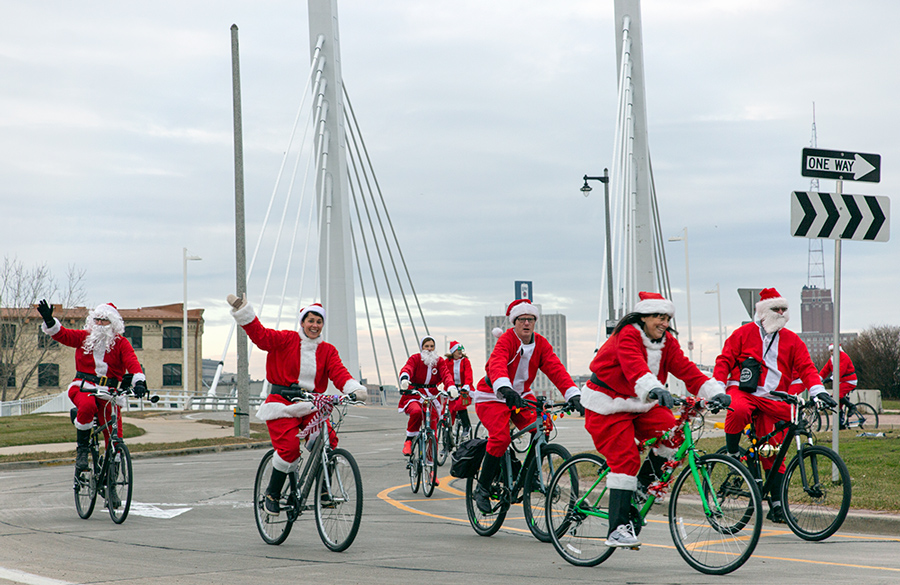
[436,419,451,466]
[846,402,879,430]
[315,448,363,552]
[781,444,851,541]
[669,453,762,575]
[473,421,488,440]
[74,442,99,520]
[422,432,438,497]
[799,403,823,433]
[465,456,508,537]
[106,442,133,524]
[522,443,571,542]
[254,449,296,545]
[453,419,471,446]
[546,453,616,567]
[408,439,421,494]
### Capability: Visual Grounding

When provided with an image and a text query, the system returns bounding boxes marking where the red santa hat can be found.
[298,303,325,323]
[755,288,788,318]
[633,291,675,317]
[506,298,540,324]
[88,303,125,335]
[449,340,463,353]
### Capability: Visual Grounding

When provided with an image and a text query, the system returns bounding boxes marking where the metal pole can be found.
[183,248,201,396]
[683,227,693,360]
[231,24,250,438]
[831,179,842,474]
[715,283,723,350]
[603,168,614,322]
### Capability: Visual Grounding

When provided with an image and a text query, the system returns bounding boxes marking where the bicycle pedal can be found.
[628,545,642,551]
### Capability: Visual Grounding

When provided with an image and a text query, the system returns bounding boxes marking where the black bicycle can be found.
[402,388,447,496]
[465,396,575,542]
[71,374,157,524]
[804,396,879,432]
[721,390,851,541]
[253,390,365,551]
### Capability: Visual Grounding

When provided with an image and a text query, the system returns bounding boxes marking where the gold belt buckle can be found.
[98,376,108,387]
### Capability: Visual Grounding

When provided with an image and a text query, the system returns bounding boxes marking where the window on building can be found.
[124,325,143,350]
[162,326,182,349]
[38,329,59,349]
[162,363,182,387]
[1,363,14,388]
[38,363,59,387]
[1,324,15,349]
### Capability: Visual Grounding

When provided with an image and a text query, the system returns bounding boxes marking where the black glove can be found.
[815,392,838,409]
[498,386,525,409]
[37,299,55,328]
[648,387,675,409]
[566,394,585,416]
[133,380,147,399]
[706,393,732,412]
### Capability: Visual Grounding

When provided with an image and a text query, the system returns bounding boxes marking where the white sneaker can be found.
[605,523,641,548]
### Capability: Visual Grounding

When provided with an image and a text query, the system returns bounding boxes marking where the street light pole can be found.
[183,247,201,395]
[581,170,615,339]
[667,227,693,360]
[705,282,724,351]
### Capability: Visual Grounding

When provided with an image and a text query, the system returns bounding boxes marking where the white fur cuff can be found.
[634,372,660,403]
[607,472,638,491]
[256,400,316,421]
[41,319,61,336]
[231,302,256,327]
[697,379,725,401]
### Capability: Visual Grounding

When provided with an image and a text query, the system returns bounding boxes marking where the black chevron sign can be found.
[791,191,890,242]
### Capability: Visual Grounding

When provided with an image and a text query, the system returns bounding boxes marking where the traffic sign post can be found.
[795,147,888,471]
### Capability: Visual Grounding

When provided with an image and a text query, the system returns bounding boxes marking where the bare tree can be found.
[844,326,900,401]
[0,256,86,401]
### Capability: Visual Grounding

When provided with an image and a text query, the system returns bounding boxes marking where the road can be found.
[1,406,898,585]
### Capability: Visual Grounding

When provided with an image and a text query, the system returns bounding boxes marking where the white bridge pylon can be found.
[597,0,673,347]
[209,0,428,397]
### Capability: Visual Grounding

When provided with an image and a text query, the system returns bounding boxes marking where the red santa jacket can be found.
[474,329,579,404]
[819,350,858,399]
[580,323,721,415]
[238,315,364,421]
[713,321,825,397]
[398,353,455,411]
[44,320,145,391]
[447,357,474,391]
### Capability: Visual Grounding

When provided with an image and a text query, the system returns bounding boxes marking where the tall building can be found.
[484,306,569,398]
[797,286,856,365]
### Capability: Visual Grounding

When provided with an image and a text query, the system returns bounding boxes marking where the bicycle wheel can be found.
[846,402,879,430]
[546,453,616,567]
[669,453,762,575]
[254,449,295,545]
[782,445,851,541]
[106,442,133,524]
[474,421,488,440]
[436,419,451,466]
[422,432,438,497]
[315,448,363,552]
[464,455,508,536]
[408,439,421,494]
[799,404,823,433]
[522,443,571,542]
[74,444,99,519]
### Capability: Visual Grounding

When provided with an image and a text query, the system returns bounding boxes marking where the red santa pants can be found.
[584,406,678,477]
[266,414,338,464]
[69,385,123,440]
[475,400,537,457]
[724,391,791,472]
[403,400,438,436]
[448,393,471,424]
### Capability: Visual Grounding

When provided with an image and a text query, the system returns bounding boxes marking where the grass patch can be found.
[0,414,144,448]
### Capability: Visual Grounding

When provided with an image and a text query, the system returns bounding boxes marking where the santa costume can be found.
[398,336,457,454]
[445,340,474,428]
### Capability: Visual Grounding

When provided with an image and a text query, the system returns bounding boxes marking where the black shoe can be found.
[264,493,280,516]
[75,447,89,472]
[474,484,493,514]
[107,488,121,510]
[767,504,788,524]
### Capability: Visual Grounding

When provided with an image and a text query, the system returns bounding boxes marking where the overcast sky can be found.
[3,1,898,384]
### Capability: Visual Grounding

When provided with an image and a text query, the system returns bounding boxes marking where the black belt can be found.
[589,373,614,392]
[270,384,310,399]
[76,372,120,388]
[410,383,437,389]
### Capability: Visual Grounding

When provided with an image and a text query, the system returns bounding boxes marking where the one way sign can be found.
[802,148,881,183]
[791,191,890,242]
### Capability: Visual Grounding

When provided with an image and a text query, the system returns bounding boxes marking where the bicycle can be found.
[720,390,851,541]
[805,396,879,432]
[253,389,365,551]
[474,418,540,453]
[545,396,762,575]
[436,393,453,466]
[71,374,157,524]
[402,388,447,497]
[464,396,575,542]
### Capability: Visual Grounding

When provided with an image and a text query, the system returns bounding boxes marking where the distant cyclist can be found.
[398,336,458,457]
[444,340,474,436]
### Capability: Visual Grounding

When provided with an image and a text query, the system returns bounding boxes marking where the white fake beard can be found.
[83,324,117,353]
[759,309,789,334]
[420,350,439,368]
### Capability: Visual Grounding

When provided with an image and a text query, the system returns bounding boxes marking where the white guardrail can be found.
[0,391,264,416]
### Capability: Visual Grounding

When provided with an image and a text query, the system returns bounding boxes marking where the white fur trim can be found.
[755,295,788,319]
[297,332,322,389]
[88,304,125,335]
[634,372,661,403]
[419,335,436,350]
[406,430,420,438]
[298,303,325,324]
[508,301,540,324]
[73,419,94,431]
[41,319,61,336]
[562,386,581,401]
[633,297,675,317]
[231,302,256,326]
[581,384,654,415]
[607,472,638,491]
[807,385,828,397]
[697,379,725,401]
[492,376,513,399]
[272,451,300,473]
[255,400,316,421]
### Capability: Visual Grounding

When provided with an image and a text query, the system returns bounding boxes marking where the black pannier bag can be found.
[450,438,487,478]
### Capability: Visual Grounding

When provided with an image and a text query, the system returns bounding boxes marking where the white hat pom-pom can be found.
[492,327,503,339]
